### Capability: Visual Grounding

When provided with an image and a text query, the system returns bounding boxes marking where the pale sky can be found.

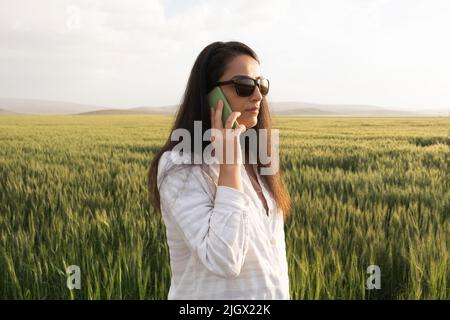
[1,0,449,112]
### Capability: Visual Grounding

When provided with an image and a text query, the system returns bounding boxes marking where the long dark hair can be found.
[147,41,292,219]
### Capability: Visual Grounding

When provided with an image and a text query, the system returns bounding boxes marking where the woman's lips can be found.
[245,107,259,113]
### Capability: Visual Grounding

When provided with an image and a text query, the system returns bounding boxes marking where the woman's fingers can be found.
[225,111,241,129]
[209,104,245,165]
[210,101,246,152]
[214,99,224,129]
[237,124,247,134]
[210,107,215,129]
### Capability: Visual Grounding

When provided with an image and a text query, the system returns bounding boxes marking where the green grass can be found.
[0,115,449,299]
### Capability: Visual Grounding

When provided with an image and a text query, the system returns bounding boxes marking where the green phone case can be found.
[207,87,239,129]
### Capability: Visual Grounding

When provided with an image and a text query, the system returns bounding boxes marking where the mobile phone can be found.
[207,86,239,129]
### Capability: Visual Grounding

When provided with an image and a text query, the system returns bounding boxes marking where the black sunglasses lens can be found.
[234,78,255,97]
[232,77,270,97]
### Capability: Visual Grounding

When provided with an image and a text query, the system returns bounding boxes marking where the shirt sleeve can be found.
[158,163,251,278]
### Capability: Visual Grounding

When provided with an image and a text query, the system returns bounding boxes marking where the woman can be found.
[147,41,292,299]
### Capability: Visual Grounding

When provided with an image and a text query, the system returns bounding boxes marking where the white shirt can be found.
[157,150,290,300]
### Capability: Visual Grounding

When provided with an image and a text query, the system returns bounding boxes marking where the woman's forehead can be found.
[223,55,261,79]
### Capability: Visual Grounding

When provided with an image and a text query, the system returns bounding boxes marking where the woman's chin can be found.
[240,116,258,129]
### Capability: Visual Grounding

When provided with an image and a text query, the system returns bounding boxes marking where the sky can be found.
[0,0,449,112]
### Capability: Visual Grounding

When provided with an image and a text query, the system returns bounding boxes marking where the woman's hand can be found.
[210,99,247,166]
[210,99,247,192]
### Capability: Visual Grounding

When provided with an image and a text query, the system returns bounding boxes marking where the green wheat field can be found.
[0,115,449,299]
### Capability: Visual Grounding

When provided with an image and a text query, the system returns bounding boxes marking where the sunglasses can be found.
[216,75,270,97]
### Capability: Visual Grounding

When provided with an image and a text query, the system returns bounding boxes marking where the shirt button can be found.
[271,238,276,245]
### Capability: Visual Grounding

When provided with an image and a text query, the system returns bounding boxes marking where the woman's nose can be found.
[251,86,263,101]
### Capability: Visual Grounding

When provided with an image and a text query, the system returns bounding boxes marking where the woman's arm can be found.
[211,100,246,193]
[158,160,251,278]
[218,164,243,192]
